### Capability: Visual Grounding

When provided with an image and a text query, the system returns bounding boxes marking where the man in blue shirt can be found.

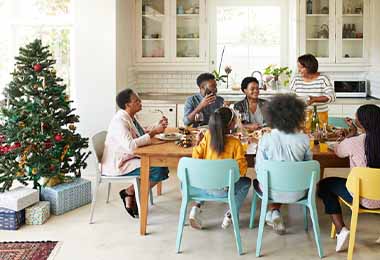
[183,73,224,127]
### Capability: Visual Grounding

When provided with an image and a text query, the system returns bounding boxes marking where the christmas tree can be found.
[0,39,90,192]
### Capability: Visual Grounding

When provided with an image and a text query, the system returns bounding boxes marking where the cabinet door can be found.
[173,0,207,63]
[335,0,369,63]
[136,103,177,128]
[300,0,335,64]
[136,0,170,62]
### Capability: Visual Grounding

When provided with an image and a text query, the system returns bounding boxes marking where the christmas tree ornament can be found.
[64,95,70,102]
[33,84,39,90]
[68,124,76,131]
[32,168,38,175]
[54,134,63,142]
[16,171,25,177]
[44,140,53,149]
[18,121,25,128]
[33,64,42,72]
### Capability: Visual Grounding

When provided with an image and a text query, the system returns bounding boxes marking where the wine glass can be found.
[194,112,204,124]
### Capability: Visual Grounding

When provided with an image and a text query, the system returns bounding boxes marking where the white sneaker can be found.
[336,227,350,252]
[265,210,273,227]
[221,212,232,229]
[271,210,286,235]
[189,206,202,230]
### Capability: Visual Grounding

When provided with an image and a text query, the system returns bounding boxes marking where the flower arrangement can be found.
[212,46,232,88]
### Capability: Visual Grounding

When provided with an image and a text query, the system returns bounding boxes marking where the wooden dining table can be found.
[134,137,349,236]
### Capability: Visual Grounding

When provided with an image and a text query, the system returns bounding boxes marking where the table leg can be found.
[140,156,150,235]
[157,182,162,196]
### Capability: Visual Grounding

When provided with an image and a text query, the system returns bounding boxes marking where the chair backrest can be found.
[257,160,320,192]
[177,158,240,190]
[346,167,380,200]
[328,117,348,129]
[92,131,107,163]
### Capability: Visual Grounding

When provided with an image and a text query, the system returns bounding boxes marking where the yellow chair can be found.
[330,167,380,260]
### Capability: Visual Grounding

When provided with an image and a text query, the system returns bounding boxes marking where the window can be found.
[213,0,287,87]
[0,0,72,99]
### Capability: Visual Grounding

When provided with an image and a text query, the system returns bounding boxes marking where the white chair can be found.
[89,131,153,223]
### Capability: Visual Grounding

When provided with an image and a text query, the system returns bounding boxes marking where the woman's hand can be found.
[148,124,166,138]
[158,116,168,128]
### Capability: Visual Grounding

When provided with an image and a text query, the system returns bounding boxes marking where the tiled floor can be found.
[1,168,380,260]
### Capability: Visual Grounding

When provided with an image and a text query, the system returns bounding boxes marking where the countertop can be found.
[140,91,380,105]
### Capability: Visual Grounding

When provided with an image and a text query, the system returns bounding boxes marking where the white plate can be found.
[155,133,182,141]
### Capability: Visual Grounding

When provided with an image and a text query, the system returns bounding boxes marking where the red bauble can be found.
[33,64,42,72]
[44,140,53,149]
[49,165,55,172]
[54,134,63,142]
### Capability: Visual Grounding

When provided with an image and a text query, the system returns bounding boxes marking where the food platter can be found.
[155,133,182,141]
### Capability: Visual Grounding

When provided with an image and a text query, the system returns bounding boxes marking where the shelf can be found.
[342,14,363,17]
[177,38,200,41]
[342,38,363,41]
[176,14,199,17]
[307,38,329,41]
[306,14,329,17]
[142,14,164,23]
[142,38,164,41]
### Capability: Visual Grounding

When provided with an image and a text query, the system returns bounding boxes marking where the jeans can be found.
[190,177,251,212]
[123,167,169,182]
[317,177,352,214]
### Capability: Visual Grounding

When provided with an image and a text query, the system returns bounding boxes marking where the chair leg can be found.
[149,188,154,205]
[330,223,336,239]
[249,191,258,229]
[134,178,141,214]
[303,205,308,231]
[309,203,324,258]
[256,198,268,257]
[106,182,111,203]
[176,199,189,253]
[229,199,243,255]
[89,180,99,224]
[347,207,359,260]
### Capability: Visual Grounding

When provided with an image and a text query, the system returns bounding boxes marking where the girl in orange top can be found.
[189,107,251,230]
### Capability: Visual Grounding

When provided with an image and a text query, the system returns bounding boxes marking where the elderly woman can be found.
[233,77,266,131]
[101,89,169,218]
[290,54,336,126]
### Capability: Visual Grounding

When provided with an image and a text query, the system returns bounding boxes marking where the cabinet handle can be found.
[169,108,173,112]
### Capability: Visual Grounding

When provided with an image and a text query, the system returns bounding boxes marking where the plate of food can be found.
[251,127,272,140]
[155,133,182,141]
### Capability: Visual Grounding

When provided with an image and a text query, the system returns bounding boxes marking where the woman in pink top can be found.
[318,104,380,252]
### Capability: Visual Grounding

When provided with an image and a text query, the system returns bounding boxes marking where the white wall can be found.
[73,0,117,175]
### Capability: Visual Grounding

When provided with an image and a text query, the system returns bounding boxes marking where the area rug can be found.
[0,241,61,260]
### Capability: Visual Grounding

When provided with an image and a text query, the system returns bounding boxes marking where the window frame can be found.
[208,0,289,73]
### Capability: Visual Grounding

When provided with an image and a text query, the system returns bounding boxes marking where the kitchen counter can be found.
[140,92,380,105]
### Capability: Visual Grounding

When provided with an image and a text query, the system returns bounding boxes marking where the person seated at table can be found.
[254,94,312,235]
[101,89,170,218]
[183,72,224,127]
[233,76,267,131]
[189,107,251,230]
[318,104,380,252]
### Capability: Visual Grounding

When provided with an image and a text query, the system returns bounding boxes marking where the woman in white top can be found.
[101,89,169,218]
[290,54,336,126]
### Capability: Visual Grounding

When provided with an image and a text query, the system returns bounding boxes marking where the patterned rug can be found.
[0,241,61,260]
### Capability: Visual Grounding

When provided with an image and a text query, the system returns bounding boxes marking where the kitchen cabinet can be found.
[177,104,185,127]
[136,0,208,66]
[300,0,370,64]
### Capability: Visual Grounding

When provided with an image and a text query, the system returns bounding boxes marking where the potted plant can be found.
[263,65,292,90]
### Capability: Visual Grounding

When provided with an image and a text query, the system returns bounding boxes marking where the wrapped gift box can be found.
[0,187,39,211]
[25,201,50,225]
[0,207,25,230]
[40,178,91,215]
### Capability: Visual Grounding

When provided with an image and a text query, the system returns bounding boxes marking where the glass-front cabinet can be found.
[137,0,206,64]
[300,0,369,64]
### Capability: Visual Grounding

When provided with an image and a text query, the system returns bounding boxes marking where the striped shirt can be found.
[290,74,336,112]
[335,134,380,209]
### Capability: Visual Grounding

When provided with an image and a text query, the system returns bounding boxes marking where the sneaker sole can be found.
[189,218,202,230]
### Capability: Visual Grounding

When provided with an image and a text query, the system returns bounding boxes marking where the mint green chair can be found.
[176,157,243,255]
[249,160,323,258]
[328,117,348,128]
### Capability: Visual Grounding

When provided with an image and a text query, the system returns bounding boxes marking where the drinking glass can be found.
[194,112,204,124]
